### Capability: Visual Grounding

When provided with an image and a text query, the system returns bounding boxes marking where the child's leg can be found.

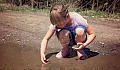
[59,30,70,51]
[56,29,71,58]
[74,26,88,60]
[77,50,88,60]
[75,27,86,43]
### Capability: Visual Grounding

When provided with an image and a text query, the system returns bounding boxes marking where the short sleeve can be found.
[74,13,88,27]
[49,24,56,32]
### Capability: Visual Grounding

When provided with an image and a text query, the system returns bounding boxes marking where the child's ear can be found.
[66,13,69,18]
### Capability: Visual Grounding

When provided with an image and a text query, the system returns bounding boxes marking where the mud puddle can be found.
[0,43,120,70]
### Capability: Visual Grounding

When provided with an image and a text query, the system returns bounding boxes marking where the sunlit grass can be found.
[1,4,120,19]
[10,5,50,13]
[77,10,120,18]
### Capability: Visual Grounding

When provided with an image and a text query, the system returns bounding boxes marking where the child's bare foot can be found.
[77,50,88,60]
[56,48,70,58]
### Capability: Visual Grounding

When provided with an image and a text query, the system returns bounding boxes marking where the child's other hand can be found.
[72,43,84,51]
[41,54,48,64]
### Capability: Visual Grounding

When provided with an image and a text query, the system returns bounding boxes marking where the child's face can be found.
[55,20,67,29]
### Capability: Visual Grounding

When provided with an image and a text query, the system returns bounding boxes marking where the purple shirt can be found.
[49,12,88,32]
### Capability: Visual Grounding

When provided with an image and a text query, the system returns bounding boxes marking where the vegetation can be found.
[77,10,120,18]
[11,5,49,13]
[0,0,120,18]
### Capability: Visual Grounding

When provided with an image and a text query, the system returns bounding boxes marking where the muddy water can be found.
[0,43,120,70]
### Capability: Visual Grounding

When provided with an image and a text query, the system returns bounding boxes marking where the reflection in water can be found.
[41,64,46,70]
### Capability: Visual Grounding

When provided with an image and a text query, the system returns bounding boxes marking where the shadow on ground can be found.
[83,48,99,58]
[45,48,99,59]
[46,52,59,59]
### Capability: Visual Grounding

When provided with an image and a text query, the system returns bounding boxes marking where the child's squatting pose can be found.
[41,3,96,64]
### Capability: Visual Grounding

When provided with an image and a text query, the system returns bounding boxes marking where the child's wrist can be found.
[41,51,45,55]
[83,43,87,47]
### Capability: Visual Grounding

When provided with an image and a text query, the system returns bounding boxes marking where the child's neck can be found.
[66,13,73,26]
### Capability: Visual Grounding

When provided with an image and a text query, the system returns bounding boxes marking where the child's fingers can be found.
[45,59,49,62]
[44,59,49,64]
[77,42,83,46]
[72,46,83,51]
[72,47,79,51]
[42,59,48,64]
[72,47,76,50]
[41,56,48,64]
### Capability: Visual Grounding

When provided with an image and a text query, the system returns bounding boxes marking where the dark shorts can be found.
[59,25,87,49]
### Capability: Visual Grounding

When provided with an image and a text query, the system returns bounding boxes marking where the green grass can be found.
[1,4,120,18]
[76,10,120,18]
[0,0,6,3]
[0,5,5,10]
[10,5,49,13]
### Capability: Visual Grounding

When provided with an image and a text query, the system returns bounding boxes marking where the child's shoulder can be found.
[49,24,56,32]
[70,12,88,27]
[69,12,81,15]
[69,12,83,18]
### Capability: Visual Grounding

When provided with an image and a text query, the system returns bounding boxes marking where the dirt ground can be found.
[0,10,120,70]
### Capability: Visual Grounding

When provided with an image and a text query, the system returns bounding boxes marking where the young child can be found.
[41,3,96,64]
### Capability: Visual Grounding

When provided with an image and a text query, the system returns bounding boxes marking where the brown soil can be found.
[0,10,120,70]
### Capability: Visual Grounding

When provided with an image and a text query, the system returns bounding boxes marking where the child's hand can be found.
[72,43,85,51]
[41,53,48,64]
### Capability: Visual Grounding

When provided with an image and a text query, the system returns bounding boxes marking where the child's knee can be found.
[59,30,69,39]
[59,30,70,44]
[75,28,85,36]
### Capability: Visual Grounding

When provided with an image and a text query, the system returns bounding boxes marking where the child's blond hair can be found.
[50,3,68,25]
[50,3,69,39]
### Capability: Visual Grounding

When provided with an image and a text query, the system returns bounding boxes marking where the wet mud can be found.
[0,44,120,70]
[0,11,120,70]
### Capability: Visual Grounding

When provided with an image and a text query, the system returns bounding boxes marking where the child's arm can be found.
[41,29,54,64]
[73,24,96,50]
[84,24,96,46]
